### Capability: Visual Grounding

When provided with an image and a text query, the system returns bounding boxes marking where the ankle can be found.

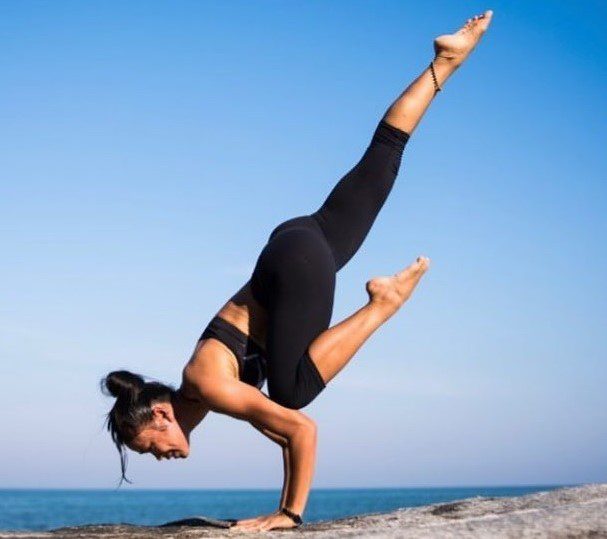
[429,56,460,88]
[433,53,463,70]
[366,299,398,324]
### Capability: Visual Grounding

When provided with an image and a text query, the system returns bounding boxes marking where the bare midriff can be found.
[215,280,268,351]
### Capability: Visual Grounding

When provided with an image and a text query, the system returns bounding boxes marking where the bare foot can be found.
[434,10,493,67]
[366,256,430,317]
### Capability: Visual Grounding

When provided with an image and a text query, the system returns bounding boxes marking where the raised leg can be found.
[307,10,494,384]
[310,10,493,273]
[254,11,494,405]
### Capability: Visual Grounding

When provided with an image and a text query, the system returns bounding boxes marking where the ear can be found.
[151,402,175,424]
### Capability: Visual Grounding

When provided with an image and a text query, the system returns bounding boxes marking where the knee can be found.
[267,353,327,410]
[269,378,323,410]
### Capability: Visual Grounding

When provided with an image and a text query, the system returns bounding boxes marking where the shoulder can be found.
[184,338,239,382]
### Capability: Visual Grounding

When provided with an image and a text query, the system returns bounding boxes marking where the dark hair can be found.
[100,370,175,487]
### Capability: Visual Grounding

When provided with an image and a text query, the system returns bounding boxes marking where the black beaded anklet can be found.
[280,506,303,526]
[429,60,442,94]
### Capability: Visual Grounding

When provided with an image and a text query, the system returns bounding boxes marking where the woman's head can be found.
[100,370,190,485]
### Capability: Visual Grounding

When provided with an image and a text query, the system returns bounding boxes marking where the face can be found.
[128,402,190,461]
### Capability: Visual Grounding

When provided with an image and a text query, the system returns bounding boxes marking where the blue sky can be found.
[1,0,606,489]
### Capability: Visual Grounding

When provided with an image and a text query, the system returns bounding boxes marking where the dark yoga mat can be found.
[160,515,237,528]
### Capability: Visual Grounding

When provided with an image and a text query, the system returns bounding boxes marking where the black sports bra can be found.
[198,315,267,390]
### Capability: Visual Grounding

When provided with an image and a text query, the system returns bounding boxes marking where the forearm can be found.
[279,445,291,508]
[248,420,292,509]
[282,422,317,514]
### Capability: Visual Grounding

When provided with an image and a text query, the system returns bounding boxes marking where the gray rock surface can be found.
[2,483,606,538]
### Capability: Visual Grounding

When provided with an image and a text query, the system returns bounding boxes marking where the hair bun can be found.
[101,370,145,401]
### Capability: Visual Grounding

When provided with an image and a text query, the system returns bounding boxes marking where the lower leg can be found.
[383,10,493,135]
[382,59,458,135]
[309,257,429,384]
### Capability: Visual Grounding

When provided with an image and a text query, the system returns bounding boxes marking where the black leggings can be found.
[249,119,410,409]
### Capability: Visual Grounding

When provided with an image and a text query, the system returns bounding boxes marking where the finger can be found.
[258,518,281,532]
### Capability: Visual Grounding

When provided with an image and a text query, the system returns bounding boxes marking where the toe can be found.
[480,10,494,28]
[416,256,430,270]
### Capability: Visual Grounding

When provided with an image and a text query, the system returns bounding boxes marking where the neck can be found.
[171,388,209,438]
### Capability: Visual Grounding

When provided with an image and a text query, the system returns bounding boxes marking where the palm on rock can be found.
[231,511,298,532]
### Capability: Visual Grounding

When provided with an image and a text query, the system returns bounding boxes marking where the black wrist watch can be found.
[280,506,303,526]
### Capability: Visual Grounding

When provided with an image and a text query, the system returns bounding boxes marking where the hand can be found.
[231,510,299,533]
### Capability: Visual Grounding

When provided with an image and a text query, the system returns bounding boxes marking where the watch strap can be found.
[280,506,303,526]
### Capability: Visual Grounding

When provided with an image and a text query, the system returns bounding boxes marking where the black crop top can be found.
[198,316,267,390]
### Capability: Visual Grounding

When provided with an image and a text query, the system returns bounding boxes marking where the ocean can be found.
[0,486,563,531]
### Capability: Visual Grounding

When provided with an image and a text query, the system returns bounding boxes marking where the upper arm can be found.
[198,377,312,439]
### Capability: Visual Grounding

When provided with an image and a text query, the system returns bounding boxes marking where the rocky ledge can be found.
[1,483,606,538]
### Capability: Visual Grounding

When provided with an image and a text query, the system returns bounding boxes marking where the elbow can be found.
[293,414,317,442]
[305,416,318,437]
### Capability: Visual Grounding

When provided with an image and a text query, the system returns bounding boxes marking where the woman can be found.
[101,11,493,532]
